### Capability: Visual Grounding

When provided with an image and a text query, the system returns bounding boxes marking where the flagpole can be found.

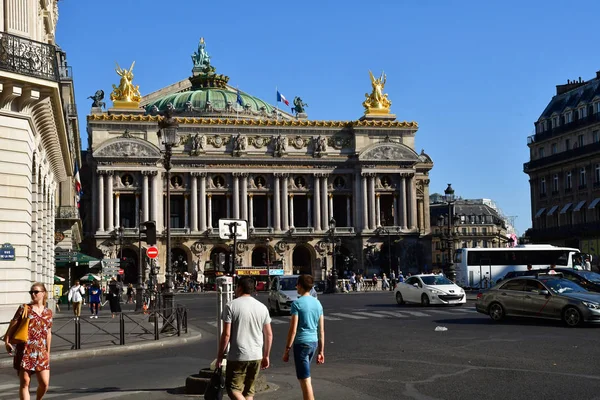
[236,86,239,122]
[275,86,279,121]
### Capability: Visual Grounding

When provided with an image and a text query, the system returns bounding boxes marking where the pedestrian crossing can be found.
[204,307,479,328]
[0,383,146,400]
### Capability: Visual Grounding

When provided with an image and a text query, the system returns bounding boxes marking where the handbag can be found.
[204,367,225,400]
[10,304,29,344]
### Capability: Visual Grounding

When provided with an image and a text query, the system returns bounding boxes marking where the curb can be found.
[0,327,203,370]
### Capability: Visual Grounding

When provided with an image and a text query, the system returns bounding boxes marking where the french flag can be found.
[74,162,82,207]
[277,90,289,106]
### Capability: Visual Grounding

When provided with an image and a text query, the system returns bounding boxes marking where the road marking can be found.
[353,311,387,318]
[0,384,18,392]
[373,311,408,318]
[69,391,145,399]
[451,307,477,313]
[206,321,217,327]
[424,309,456,315]
[330,312,368,319]
[270,318,289,324]
[396,310,429,317]
[323,315,342,321]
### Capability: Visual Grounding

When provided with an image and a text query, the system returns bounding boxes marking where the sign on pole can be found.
[218,219,248,240]
[147,246,159,259]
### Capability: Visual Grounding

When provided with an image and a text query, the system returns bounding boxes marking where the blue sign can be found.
[0,243,15,261]
[269,269,284,276]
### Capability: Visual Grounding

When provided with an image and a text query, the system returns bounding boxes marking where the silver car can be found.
[476,275,600,327]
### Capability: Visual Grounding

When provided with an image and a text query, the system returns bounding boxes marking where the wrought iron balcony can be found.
[55,206,80,221]
[0,32,58,81]
[58,65,72,81]
[531,113,600,144]
[524,141,600,172]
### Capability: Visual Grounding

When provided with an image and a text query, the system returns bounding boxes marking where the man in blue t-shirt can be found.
[283,275,325,400]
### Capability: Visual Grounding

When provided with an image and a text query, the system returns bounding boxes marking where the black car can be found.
[502,269,600,293]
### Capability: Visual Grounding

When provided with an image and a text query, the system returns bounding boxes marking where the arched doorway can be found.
[120,248,138,285]
[336,245,356,277]
[292,245,313,275]
[251,246,276,267]
[210,246,232,274]
[171,248,189,274]
[380,241,397,276]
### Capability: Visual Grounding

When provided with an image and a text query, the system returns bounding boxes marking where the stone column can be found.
[98,172,105,232]
[107,172,114,231]
[313,176,321,231]
[151,171,160,230]
[362,174,368,231]
[289,194,295,228]
[273,175,281,232]
[248,194,254,229]
[241,174,248,221]
[233,174,240,219]
[346,195,352,227]
[307,195,312,228]
[31,170,38,281]
[399,174,407,230]
[376,193,381,227]
[226,194,231,218]
[328,193,334,222]
[267,195,272,229]
[369,174,376,230]
[393,194,399,227]
[135,193,140,227]
[418,199,424,234]
[142,171,149,222]
[184,194,189,229]
[207,194,213,229]
[199,173,207,232]
[321,175,329,228]
[115,192,121,228]
[282,174,289,231]
[423,179,431,234]
[190,173,198,231]
[408,174,417,229]
[37,177,44,275]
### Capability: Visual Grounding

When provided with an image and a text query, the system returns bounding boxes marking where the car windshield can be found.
[279,278,297,291]
[421,276,454,285]
[573,270,600,284]
[541,278,587,294]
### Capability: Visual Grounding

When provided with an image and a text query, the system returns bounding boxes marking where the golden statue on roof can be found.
[110,61,142,108]
[363,70,392,115]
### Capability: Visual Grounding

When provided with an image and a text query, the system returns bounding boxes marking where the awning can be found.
[534,208,546,218]
[589,198,600,209]
[55,252,101,267]
[560,203,573,214]
[573,200,586,212]
[546,205,559,216]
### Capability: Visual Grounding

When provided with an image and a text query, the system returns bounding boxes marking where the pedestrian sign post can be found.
[218,219,248,280]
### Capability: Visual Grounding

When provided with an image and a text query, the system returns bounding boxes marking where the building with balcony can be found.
[81,39,434,286]
[430,198,508,272]
[0,2,82,331]
[524,71,600,257]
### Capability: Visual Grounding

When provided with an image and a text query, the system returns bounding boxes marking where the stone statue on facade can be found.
[315,135,327,152]
[88,90,105,108]
[233,133,246,152]
[273,133,286,157]
[292,96,308,114]
[191,133,204,155]
[362,70,392,114]
[110,61,142,103]
[191,37,215,74]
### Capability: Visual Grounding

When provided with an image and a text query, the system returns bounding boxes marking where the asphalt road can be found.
[1,291,600,399]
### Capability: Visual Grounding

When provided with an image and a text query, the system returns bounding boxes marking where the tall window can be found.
[580,167,586,188]
[578,107,587,119]
[565,111,573,123]
[540,178,546,195]
[596,164,600,184]
[551,143,557,154]
[538,147,545,158]
[596,102,600,114]
[565,138,571,151]
[578,134,584,147]
[594,131,599,143]
[553,174,558,192]
[552,117,559,128]
[566,172,572,190]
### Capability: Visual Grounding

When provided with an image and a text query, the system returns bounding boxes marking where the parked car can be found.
[476,275,600,327]
[394,274,466,306]
[267,275,317,315]
[501,268,600,293]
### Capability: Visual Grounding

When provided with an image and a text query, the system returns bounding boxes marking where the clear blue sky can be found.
[56,0,600,236]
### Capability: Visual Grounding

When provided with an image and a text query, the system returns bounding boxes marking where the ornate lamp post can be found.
[375,227,393,275]
[443,184,457,280]
[328,217,340,293]
[157,104,179,315]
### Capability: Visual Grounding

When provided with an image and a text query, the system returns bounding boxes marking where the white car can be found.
[268,275,317,315]
[394,274,466,306]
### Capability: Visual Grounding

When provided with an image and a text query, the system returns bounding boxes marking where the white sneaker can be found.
[90,316,94,319]
[94,315,99,318]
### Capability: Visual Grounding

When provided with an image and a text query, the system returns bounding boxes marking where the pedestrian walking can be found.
[67,280,85,319]
[382,273,389,290]
[126,284,134,304]
[88,282,102,318]
[585,256,592,271]
[283,275,325,400]
[106,279,121,318]
[389,271,396,291]
[216,277,273,400]
[3,282,52,400]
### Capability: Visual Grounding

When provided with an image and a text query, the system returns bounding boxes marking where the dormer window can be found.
[578,107,587,119]
[564,111,573,124]
[542,120,548,131]
[552,116,559,128]
[596,102,600,114]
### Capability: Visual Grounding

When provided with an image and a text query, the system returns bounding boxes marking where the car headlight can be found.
[582,301,600,309]
[429,289,444,295]
[459,288,465,294]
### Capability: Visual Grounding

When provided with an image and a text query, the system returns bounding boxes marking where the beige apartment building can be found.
[524,70,600,258]
[0,1,82,331]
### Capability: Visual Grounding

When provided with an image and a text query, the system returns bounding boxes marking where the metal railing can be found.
[0,32,58,81]
[524,141,600,171]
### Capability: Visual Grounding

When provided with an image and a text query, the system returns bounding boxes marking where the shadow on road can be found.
[433,316,600,328]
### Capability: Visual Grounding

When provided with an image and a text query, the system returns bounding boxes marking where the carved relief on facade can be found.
[248,136,269,149]
[191,241,206,257]
[275,240,289,255]
[290,136,308,149]
[93,138,162,159]
[359,142,420,162]
[250,175,268,190]
[207,135,230,148]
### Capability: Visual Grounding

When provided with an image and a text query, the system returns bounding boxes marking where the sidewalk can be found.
[0,302,202,369]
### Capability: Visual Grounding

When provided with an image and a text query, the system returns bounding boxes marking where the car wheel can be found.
[275,302,281,316]
[421,294,430,307]
[395,292,404,305]
[563,306,582,327]
[488,302,504,322]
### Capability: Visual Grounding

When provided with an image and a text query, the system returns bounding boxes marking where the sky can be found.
[55,0,600,236]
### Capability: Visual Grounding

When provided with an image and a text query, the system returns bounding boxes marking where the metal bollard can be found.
[154,311,159,340]
[176,307,181,337]
[216,276,234,354]
[119,313,125,345]
[74,318,80,350]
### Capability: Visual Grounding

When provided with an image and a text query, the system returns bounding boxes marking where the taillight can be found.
[476,293,483,300]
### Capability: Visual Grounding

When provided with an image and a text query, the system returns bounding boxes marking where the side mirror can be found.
[539,290,550,296]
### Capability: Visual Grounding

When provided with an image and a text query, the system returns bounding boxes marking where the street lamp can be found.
[328,217,340,293]
[375,227,392,276]
[157,104,179,316]
[443,183,457,280]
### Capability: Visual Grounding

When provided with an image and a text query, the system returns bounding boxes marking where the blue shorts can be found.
[293,341,318,379]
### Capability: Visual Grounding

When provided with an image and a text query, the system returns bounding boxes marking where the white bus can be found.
[454,244,582,288]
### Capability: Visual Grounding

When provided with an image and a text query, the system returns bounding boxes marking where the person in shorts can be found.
[283,274,325,400]
[217,277,272,400]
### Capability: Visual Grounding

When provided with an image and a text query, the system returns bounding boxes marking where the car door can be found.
[522,279,555,318]
[496,279,527,315]
[403,277,422,303]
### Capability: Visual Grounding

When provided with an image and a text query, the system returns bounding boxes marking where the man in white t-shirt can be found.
[217,277,272,400]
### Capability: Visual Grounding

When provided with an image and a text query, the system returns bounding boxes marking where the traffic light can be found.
[140,221,156,245]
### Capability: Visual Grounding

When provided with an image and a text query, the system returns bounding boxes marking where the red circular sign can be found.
[147,246,159,259]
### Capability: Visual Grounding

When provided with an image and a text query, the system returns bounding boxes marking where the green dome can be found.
[144,87,276,116]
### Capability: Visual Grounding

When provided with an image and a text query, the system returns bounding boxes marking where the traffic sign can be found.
[218,219,248,240]
[119,268,124,275]
[147,246,159,259]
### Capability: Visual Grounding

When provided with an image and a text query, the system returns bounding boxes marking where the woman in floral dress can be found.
[3,282,53,400]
